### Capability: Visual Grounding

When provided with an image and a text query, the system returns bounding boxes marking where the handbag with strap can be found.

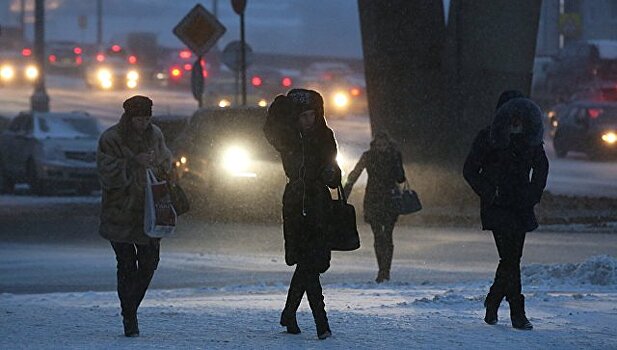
[328,185,360,251]
[168,181,190,216]
[396,180,422,215]
[144,168,177,238]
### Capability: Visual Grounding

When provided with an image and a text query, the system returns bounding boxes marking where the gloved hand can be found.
[320,164,341,189]
[267,95,295,124]
[264,95,298,152]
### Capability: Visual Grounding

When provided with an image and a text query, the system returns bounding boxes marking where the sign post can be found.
[222,40,253,105]
[191,57,205,107]
[231,0,248,106]
[78,15,87,47]
[30,0,49,113]
[173,4,226,107]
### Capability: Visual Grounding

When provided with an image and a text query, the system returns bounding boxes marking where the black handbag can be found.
[328,185,360,251]
[394,181,422,215]
[168,182,190,216]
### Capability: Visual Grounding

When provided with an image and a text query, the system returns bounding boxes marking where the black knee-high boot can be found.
[305,273,331,339]
[281,269,304,334]
[117,268,139,337]
[485,260,507,325]
[508,294,533,330]
[372,223,388,283]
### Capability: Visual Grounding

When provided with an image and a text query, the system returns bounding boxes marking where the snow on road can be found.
[1,256,615,349]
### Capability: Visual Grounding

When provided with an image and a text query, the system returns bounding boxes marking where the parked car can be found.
[0,112,101,195]
[553,102,617,159]
[178,107,285,214]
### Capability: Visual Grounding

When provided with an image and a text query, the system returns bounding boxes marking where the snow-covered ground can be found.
[1,255,615,349]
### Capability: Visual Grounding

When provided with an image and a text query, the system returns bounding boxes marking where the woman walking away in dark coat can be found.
[343,132,406,283]
[97,95,172,337]
[463,90,549,330]
[263,89,341,340]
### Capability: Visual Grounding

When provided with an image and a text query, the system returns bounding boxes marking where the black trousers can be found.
[370,218,396,275]
[283,264,327,325]
[489,230,526,300]
[111,240,160,318]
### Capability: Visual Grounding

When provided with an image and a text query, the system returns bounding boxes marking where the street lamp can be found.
[30,0,50,113]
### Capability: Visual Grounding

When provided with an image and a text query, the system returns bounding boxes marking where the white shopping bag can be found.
[144,168,177,238]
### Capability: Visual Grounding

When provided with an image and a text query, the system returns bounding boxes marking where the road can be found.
[1,75,617,197]
[0,197,616,294]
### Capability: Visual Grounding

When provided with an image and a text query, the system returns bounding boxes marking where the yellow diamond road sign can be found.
[173,4,226,56]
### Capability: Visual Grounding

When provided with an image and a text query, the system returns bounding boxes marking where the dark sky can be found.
[1,0,367,58]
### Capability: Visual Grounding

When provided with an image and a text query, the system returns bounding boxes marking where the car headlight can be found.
[257,99,268,107]
[126,80,137,89]
[174,155,189,172]
[218,99,231,108]
[0,65,15,81]
[332,91,350,108]
[97,68,113,89]
[97,68,112,81]
[222,146,254,176]
[127,70,139,81]
[601,132,617,144]
[25,65,39,80]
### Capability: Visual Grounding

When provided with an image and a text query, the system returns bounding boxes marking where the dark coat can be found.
[344,146,406,224]
[264,96,341,273]
[463,98,549,233]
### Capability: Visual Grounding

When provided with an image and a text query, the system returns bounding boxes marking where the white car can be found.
[0,112,101,195]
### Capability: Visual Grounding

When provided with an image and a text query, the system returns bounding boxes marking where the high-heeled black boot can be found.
[122,314,139,337]
[280,285,304,334]
[508,294,533,330]
[484,292,504,325]
[280,311,301,334]
[307,289,331,339]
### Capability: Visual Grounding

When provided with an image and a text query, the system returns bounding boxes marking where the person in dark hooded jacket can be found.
[343,132,406,283]
[463,90,549,330]
[96,95,172,337]
[263,89,341,340]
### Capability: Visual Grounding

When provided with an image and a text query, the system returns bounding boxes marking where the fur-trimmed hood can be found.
[490,97,544,149]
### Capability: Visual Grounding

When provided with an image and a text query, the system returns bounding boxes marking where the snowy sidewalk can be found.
[1,256,616,350]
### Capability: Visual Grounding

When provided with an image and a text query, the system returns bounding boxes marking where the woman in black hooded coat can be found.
[463,90,549,330]
[263,89,341,340]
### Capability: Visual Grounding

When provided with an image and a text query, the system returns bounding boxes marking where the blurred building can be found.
[537,0,617,57]
[536,0,560,57]
[565,0,617,41]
